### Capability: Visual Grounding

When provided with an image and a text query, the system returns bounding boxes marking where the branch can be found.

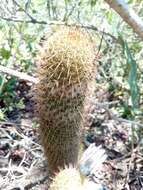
[0,15,47,24]
[0,14,117,40]
[0,65,38,84]
[12,0,39,23]
[105,0,143,40]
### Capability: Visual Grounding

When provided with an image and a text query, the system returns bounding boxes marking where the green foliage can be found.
[119,34,139,111]
[16,98,25,109]
[128,0,142,3]
[117,103,133,119]
[64,0,71,3]
[89,0,97,7]
[105,11,113,24]
[0,48,11,60]
[0,76,17,108]
[0,0,142,124]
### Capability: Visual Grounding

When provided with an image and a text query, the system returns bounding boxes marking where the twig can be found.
[24,175,48,190]
[0,122,41,148]
[88,99,143,128]
[0,65,38,84]
[0,167,48,190]
[63,1,78,21]
[12,0,36,22]
[0,15,117,40]
[0,127,13,140]
[0,166,27,175]
[18,152,27,167]
[112,116,143,128]
[0,121,31,128]
[0,15,47,24]
[123,142,136,189]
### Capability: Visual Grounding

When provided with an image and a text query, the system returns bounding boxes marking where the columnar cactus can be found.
[35,26,96,175]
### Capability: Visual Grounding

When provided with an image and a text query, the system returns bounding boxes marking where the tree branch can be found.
[0,65,38,84]
[0,15,47,24]
[105,0,143,40]
[12,0,38,23]
[0,15,117,41]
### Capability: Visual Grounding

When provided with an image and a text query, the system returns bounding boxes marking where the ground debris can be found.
[0,84,143,190]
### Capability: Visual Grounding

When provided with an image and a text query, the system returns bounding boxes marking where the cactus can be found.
[35,26,96,175]
[49,166,82,190]
[49,145,108,190]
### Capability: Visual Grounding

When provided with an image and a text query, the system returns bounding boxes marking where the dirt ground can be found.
[0,81,143,190]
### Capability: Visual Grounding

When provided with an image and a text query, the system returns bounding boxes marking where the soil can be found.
[0,80,143,190]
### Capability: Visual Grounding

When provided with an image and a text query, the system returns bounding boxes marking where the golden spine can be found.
[49,166,82,190]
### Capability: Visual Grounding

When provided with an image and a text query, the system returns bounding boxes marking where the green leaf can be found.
[119,34,138,110]
[3,78,16,94]
[0,75,3,84]
[105,11,113,24]
[117,103,133,118]
[0,48,11,59]
[17,98,25,109]
[128,0,142,3]
[6,77,17,87]
[90,0,97,7]
[64,0,71,4]
[0,76,17,108]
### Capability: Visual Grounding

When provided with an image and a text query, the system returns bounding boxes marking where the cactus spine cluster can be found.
[49,166,82,190]
[35,26,96,176]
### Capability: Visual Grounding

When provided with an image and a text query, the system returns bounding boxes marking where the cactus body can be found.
[35,26,96,175]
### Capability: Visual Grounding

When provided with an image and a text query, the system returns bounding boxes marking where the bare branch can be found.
[105,0,143,40]
[12,0,37,22]
[0,14,117,41]
[0,65,38,84]
[0,15,47,24]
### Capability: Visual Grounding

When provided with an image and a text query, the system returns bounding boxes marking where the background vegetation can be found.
[0,0,143,189]
[0,0,143,121]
